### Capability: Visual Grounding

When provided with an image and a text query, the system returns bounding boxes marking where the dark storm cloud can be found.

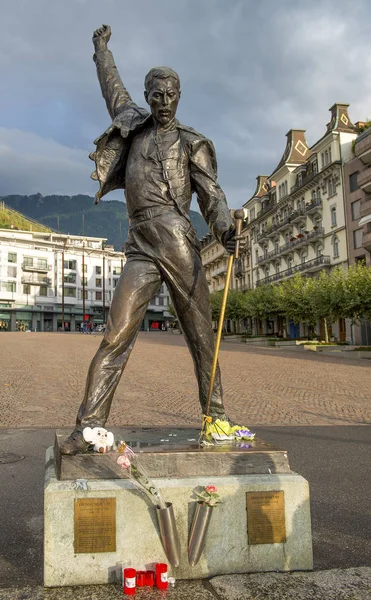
[0,0,370,206]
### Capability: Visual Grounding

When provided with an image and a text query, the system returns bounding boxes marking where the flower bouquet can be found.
[202,418,255,444]
[116,441,180,567]
[188,485,221,566]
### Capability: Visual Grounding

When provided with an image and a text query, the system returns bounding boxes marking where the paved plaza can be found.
[0,331,370,429]
[1,331,371,597]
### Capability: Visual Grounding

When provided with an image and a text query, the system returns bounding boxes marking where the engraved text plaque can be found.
[74,497,116,553]
[246,491,286,545]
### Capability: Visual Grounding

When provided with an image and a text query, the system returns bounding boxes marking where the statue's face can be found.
[146,78,180,125]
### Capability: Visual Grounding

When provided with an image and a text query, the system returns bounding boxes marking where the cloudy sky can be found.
[1,0,370,208]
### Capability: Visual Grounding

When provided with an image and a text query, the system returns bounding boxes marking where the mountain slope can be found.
[2,194,210,249]
[0,201,52,233]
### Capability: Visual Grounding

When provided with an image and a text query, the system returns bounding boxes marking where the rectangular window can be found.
[8,252,17,263]
[113,266,122,275]
[23,257,33,267]
[95,278,102,288]
[37,259,48,269]
[96,291,102,301]
[250,208,255,221]
[95,266,102,275]
[1,282,16,292]
[7,266,17,278]
[353,229,363,249]
[81,277,87,286]
[351,200,361,221]
[81,290,88,300]
[64,273,76,284]
[64,260,77,270]
[349,172,360,192]
[331,206,337,227]
[82,264,87,272]
[113,278,118,288]
[39,286,47,296]
[328,177,336,196]
[158,297,164,306]
[23,285,31,294]
[64,287,76,297]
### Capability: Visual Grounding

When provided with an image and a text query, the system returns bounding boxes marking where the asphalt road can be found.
[0,425,370,588]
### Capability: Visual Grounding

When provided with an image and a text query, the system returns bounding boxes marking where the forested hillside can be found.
[2,194,210,249]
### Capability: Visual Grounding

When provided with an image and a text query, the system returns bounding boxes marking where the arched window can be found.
[311,189,316,201]
[275,262,280,274]
[301,250,307,264]
[265,266,269,279]
[274,239,279,252]
[287,256,293,270]
[333,236,339,259]
[316,244,323,257]
[316,187,321,200]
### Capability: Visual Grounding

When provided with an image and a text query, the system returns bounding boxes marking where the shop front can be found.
[0,312,10,331]
[15,311,33,332]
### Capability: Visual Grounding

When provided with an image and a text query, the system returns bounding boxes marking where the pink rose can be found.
[117,455,131,469]
[206,485,217,493]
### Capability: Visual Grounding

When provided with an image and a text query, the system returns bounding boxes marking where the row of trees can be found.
[210,263,371,342]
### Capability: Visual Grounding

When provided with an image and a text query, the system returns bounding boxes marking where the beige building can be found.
[200,103,366,341]
[343,125,371,344]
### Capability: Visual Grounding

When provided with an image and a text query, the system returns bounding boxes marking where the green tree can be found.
[277,274,316,336]
[209,291,223,322]
[308,268,347,342]
[343,263,371,323]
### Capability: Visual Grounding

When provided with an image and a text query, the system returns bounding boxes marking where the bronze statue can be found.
[61,25,237,455]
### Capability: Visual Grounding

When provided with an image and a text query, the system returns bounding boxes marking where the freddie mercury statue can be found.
[61,24,238,454]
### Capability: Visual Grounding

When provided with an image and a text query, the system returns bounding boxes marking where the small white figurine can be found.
[82,427,114,453]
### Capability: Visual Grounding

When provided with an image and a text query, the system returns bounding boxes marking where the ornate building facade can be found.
[200,103,371,342]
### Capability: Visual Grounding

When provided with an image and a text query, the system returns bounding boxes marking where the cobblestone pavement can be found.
[0,332,370,428]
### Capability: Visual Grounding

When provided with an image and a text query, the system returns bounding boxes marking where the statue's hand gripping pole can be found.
[200,209,246,440]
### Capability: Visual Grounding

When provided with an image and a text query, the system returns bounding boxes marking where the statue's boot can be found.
[59,429,90,455]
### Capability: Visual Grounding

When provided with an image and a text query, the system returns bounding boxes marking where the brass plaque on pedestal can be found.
[246,491,286,545]
[74,498,116,553]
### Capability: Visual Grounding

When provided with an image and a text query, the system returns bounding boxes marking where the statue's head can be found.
[144,67,181,126]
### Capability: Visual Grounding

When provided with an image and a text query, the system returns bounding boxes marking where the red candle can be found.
[155,563,168,590]
[145,570,155,586]
[136,571,146,587]
[123,568,136,595]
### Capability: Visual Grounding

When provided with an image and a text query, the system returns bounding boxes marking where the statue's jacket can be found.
[90,47,233,245]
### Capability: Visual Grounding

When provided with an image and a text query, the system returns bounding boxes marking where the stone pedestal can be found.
[44,429,312,587]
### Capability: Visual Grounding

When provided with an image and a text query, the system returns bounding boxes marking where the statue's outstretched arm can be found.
[92,24,133,120]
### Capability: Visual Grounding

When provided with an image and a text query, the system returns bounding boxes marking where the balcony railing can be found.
[202,248,227,266]
[234,258,243,278]
[290,171,317,195]
[305,198,323,213]
[256,255,331,286]
[21,276,51,286]
[22,262,51,273]
[355,128,371,165]
[257,202,275,218]
[363,229,371,252]
[256,228,325,264]
[358,165,371,193]
[212,265,227,278]
[360,196,371,219]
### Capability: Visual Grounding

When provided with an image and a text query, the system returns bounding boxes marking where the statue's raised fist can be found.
[93,24,111,45]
